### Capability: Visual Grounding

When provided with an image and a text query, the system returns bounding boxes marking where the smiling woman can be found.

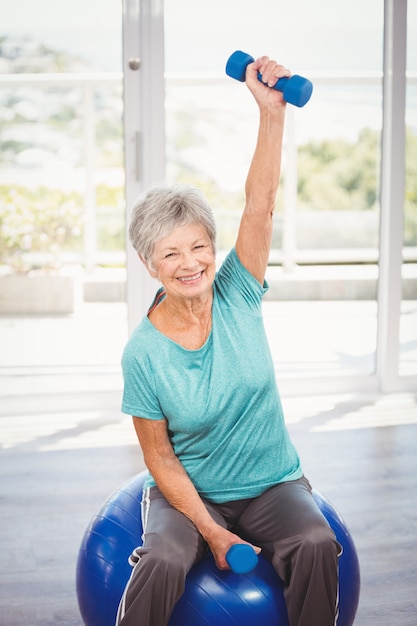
[117,53,342,626]
[127,183,218,349]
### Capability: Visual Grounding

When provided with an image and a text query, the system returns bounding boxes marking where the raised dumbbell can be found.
[225,50,313,108]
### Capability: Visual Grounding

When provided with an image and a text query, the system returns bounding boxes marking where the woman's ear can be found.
[139,254,158,279]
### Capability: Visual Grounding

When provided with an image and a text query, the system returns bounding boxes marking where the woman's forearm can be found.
[244,107,285,216]
[147,452,260,570]
[147,452,219,540]
[133,418,245,568]
[235,56,288,284]
[134,417,218,537]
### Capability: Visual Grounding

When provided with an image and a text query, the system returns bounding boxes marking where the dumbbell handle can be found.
[226,544,259,574]
[225,50,313,108]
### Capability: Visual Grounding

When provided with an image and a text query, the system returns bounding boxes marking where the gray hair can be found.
[129,183,217,266]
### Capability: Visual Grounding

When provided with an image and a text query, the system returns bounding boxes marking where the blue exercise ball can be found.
[76,472,360,626]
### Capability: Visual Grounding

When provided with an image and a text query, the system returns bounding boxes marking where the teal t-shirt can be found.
[121,248,302,503]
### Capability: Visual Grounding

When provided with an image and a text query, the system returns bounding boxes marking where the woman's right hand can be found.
[204,524,261,571]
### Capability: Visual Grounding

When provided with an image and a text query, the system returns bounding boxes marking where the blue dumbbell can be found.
[226,544,259,574]
[225,50,313,107]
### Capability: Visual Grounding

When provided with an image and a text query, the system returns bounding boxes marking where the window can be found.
[164,0,385,385]
[0,0,126,383]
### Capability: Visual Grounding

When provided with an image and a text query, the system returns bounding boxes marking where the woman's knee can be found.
[126,540,188,610]
[298,520,341,565]
[141,534,189,575]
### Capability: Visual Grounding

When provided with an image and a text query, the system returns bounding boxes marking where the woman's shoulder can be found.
[122,317,152,361]
[215,247,269,306]
[122,299,164,365]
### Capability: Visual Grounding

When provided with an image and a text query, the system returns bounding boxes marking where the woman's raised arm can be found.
[235,56,289,285]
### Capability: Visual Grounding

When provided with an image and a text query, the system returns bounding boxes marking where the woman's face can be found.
[149,222,216,301]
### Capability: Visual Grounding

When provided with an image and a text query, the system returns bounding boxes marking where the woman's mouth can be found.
[177,271,203,283]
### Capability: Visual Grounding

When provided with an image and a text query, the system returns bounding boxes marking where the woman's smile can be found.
[177,271,203,284]
[151,223,216,300]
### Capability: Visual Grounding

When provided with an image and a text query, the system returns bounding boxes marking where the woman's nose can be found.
[180,250,198,268]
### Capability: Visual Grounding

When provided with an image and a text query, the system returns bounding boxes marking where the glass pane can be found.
[0,1,126,389]
[400,0,417,377]
[164,0,382,381]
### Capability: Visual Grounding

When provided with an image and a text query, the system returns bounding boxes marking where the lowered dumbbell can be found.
[226,544,259,574]
[226,50,313,108]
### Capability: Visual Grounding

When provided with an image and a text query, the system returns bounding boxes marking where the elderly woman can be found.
[117,55,340,626]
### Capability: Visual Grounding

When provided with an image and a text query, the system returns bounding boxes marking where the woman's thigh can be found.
[137,486,206,571]
[233,476,335,556]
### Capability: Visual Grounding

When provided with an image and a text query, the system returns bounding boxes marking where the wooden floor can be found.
[1,386,416,625]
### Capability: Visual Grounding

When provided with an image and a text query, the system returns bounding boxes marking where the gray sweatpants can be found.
[116,476,341,626]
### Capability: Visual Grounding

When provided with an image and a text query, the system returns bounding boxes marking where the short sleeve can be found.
[215,247,269,311]
[121,335,165,419]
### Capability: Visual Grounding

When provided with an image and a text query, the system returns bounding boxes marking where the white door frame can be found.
[122,0,165,334]
[377,0,416,392]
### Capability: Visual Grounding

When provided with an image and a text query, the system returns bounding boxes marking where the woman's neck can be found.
[149,291,213,350]
[162,292,212,326]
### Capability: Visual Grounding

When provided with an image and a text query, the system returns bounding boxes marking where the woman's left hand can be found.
[245,56,290,108]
